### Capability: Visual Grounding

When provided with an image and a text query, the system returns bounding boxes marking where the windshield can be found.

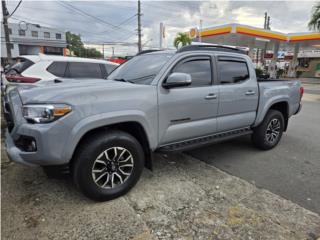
[107,53,174,85]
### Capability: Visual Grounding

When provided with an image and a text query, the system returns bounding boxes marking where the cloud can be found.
[4,0,317,56]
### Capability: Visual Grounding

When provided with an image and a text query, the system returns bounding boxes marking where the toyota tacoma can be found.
[4,45,303,201]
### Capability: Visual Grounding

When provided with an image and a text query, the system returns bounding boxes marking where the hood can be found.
[17,79,143,104]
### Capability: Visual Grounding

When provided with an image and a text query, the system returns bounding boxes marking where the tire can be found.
[72,130,145,201]
[252,110,284,150]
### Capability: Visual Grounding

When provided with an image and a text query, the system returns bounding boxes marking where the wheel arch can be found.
[269,102,289,131]
[254,98,289,131]
[70,121,154,170]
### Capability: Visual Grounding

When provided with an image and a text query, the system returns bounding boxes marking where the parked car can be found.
[4,45,303,201]
[2,54,119,92]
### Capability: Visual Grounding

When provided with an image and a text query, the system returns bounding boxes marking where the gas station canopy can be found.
[190,23,320,78]
[190,23,320,50]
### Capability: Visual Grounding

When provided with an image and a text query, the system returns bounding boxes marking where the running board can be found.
[157,127,252,152]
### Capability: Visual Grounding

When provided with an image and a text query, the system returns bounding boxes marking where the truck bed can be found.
[254,79,302,127]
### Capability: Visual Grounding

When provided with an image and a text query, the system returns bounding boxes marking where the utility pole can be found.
[264,12,267,29]
[267,16,271,30]
[199,19,203,43]
[137,0,142,53]
[2,0,12,63]
[159,22,163,49]
[102,44,105,59]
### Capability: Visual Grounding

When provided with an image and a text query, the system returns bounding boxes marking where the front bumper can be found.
[5,130,38,167]
[4,121,73,166]
[3,89,74,167]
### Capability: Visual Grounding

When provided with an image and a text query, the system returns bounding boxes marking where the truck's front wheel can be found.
[252,110,284,150]
[72,130,144,201]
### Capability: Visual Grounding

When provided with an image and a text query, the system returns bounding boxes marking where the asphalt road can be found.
[187,88,320,214]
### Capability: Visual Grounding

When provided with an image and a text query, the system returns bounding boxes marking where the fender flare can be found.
[61,110,156,162]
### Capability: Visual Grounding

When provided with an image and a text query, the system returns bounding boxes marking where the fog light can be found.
[15,136,37,152]
[30,140,37,152]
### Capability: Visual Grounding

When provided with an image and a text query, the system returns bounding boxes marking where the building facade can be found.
[1,22,67,60]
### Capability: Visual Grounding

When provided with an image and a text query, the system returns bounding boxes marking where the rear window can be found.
[218,60,249,84]
[104,64,118,74]
[68,62,103,79]
[7,58,34,74]
[47,61,67,77]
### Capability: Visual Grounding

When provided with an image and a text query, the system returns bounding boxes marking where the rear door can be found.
[158,55,219,145]
[216,56,259,132]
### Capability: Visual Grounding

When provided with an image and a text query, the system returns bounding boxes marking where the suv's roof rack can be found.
[136,49,161,55]
[177,44,247,54]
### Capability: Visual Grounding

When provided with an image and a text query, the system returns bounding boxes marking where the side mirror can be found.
[162,72,192,89]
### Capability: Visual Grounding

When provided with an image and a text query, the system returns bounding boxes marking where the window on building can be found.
[172,57,212,87]
[56,33,62,39]
[8,28,12,34]
[31,31,38,37]
[9,44,14,49]
[68,62,103,79]
[218,60,250,84]
[44,32,50,38]
[47,62,68,77]
[18,30,26,36]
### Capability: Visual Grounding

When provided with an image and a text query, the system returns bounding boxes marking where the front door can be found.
[158,55,219,145]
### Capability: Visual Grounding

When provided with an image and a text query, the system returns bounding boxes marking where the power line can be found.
[10,15,131,43]
[8,0,22,18]
[57,1,135,35]
[117,14,137,27]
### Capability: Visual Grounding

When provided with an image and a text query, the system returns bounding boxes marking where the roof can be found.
[20,54,119,65]
[191,23,320,43]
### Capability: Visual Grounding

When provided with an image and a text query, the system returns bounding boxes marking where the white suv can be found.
[2,54,119,92]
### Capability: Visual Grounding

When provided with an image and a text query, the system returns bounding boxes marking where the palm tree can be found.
[173,32,192,49]
[308,2,320,31]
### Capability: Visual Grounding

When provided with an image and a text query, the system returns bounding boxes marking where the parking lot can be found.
[188,86,320,214]
[1,83,320,239]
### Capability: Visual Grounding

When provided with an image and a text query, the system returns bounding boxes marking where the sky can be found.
[3,0,317,56]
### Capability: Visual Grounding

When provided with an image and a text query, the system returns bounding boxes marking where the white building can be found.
[1,22,67,59]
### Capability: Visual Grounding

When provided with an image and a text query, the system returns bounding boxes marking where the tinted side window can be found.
[104,64,118,74]
[47,62,67,77]
[68,62,103,78]
[218,60,249,84]
[172,58,212,87]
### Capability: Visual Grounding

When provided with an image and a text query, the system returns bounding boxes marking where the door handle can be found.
[245,90,255,96]
[205,93,217,100]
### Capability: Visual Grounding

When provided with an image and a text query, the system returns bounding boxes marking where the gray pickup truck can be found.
[4,45,303,201]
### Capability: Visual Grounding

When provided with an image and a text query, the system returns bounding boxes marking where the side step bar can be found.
[157,127,252,153]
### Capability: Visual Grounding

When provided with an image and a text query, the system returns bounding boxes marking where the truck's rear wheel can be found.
[72,130,144,201]
[252,110,284,150]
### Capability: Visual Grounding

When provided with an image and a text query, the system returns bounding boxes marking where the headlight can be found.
[22,104,72,123]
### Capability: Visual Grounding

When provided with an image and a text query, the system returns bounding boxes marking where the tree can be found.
[173,32,192,49]
[308,2,320,31]
[66,31,103,58]
[66,31,84,57]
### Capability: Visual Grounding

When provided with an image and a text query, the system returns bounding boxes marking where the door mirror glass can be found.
[163,72,192,89]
